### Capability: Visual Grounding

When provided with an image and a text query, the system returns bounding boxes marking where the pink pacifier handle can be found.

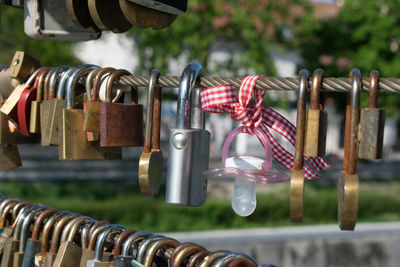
[222,126,272,170]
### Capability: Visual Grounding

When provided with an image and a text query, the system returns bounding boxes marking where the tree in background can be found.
[0,7,79,66]
[298,0,400,116]
[129,0,314,76]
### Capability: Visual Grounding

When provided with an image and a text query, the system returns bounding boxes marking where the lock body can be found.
[166,128,210,207]
[358,108,385,159]
[304,109,327,157]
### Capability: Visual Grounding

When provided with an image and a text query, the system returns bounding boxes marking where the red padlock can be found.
[17,70,43,136]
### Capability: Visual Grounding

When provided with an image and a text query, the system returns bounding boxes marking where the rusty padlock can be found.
[139,69,163,196]
[83,68,115,142]
[338,69,361,231]
[100,69,144,147]
[304,68,327,157]
[290,70,308,223]
[358,70,385,160]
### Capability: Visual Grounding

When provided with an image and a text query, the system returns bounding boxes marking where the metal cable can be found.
[118,75,400,93]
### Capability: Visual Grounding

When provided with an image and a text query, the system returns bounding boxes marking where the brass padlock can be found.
[83,68,115,142]
[100,69,144,147]
[0,145,21,172]
[290,70,308,223]
[30,69,50,134]
[59,67,122,160]
[40,66,70,146]
[53,216,90,267]
[9,51,40,82]
[43,214,78,267]
[338,69,361,231]
[139,69,163,196]
[119,0,177,30]
[358,70,385,160]
[304,68,327,157]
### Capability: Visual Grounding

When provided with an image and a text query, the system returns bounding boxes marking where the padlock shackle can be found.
[347,69,361,175]
[170,243,205,267]
[31,208,57,241]
[49,213,78,254]
[136,234,166,263]
[13,204,39,239]
[40,210,70,256]
[56,66,79,100]
[85,69,101,101]
[0,200,19,228]
[293,70,308,171]
[176,62,204,129]
[88,224,111,251]
[19,206,46,252]
[36,69,50,103]
[144,238,180,267]
[310,68,324,110]
[25,67,47,86]
[94,224,126,261]
[11,201,31,223]
[368,70,379,109]
[144,69,161,153]
[113,229,137,257]
[105,69,132,103]
[213,252,257,267]
[60,215,84,242]
[222,126,272,170]
[48,66,69,100]
[81,219,97,250]
[66,216,91,242]
[66,66,99,109]
[91,67,115,102]
[121,231,152,256]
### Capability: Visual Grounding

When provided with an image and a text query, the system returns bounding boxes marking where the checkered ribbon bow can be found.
[200,75,330,179]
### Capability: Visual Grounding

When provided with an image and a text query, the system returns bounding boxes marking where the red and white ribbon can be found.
[200,75,330,179]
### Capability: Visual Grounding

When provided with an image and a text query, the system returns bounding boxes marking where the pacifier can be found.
[203,126,290,217]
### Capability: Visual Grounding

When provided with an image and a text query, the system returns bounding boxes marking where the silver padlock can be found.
[166,62,210,207]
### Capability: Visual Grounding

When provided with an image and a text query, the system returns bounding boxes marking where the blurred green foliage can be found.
[298,0,400,116]
[0,6,79,66]
[0,181,398,232]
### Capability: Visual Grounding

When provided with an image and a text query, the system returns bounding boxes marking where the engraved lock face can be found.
[166,62,210,207]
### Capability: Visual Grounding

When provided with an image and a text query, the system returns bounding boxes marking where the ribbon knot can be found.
[200,75,330,180]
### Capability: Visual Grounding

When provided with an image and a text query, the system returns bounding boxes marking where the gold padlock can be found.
[304,68,327,157]
[290,70,308,223]
[30,68,50,134]
[139,69,163,196]
[8,51,40,82]
[338,69,361,231]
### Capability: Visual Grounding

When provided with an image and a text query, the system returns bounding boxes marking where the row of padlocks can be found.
[0,51,388,233]
[0,197,261,267]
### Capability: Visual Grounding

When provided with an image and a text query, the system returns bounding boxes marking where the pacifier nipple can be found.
[226,156,263,217]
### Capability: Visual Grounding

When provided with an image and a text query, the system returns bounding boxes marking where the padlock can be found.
[139,69,163,195]
[18,70,46,136]
[0,145,21,172]
[60,67,122,160]
[169,242,206,267]
[43,214,78,267]
[338,69,361,231]
[24,0,101,41]
[1,205,39,267]
[213,252,257,267]
[88,0,132,33]
[87,225,126,267]
[83,68,115,142]
[143,238,180,267]
[29,69,50,134]
[0,200,20,255]
[290,70,308,223]
[40,66,70,146]
[21,209,57,267]
[304,68,327,157]
[34,211,69,267]
[9,51,41,83]
[119,231,152,263]
[165,62,210,207]
[1,68,44,124]
[79,224,111,267]
[126,0,187,15]
[119,0,177,30]
[99,69,144,147]
[358,70,385,160]
[13,207,46,267]
[53,216,91,267]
